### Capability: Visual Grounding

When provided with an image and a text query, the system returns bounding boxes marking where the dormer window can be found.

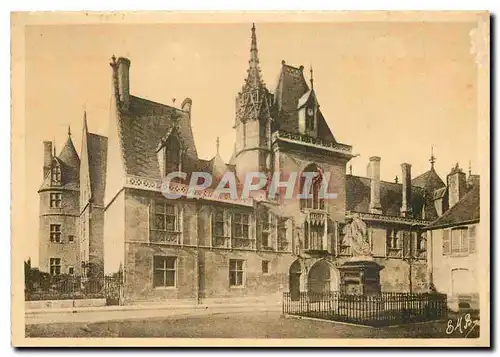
[51,165,61,185]
[165,136,182,174]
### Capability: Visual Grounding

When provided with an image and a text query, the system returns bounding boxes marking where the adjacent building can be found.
[425,165,480,311]
[102,25,437,305]
[38,119,107,279]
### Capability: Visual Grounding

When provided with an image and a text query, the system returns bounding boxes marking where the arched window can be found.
[165,136,181,174]
[300,164,325,210]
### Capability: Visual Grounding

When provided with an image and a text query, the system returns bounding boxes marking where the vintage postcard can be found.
[11,11,490,347]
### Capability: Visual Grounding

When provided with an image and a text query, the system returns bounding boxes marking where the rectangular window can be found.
[50,224,61,243]
[153,201,179,232]
[229,259,244,286]
[451,228,469,254]
[262,260,269,274]
[68,235,75,243]
[233,213,249,238]
[51,166,61,184]
[49,258,61,276]
[68,266,74,275]
[277,218,288,251]
[153,256,176,288]
[49,193,62,208]
[213,209,225,237]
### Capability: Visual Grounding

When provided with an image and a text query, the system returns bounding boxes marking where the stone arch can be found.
[289,259,306,301]
[307,259,340,296]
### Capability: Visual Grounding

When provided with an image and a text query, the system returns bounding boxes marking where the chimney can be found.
[181,97,192,115]
[43,141,53,178]
[400,163,412,217]
[116,57,131,110]
[447,163,467,207]
[369,156,382,214]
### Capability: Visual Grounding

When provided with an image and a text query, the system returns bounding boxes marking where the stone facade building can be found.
[38,118,107,278]
[38,24,479,306]
[425,165,480,311]
[101,25,442,305]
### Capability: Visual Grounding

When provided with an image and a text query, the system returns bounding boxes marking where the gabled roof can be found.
[116,95,198,179]
[273,62,335,142]
[297,89,317,109]
[426,184,480,229]
[433,186,447,200]
[346,175,426,218]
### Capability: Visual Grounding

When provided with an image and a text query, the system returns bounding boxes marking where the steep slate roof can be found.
[426,184,480,229]
[116,95,198,179]
[412,167,446,191]
[346,175,426,218]
[86,133,108,206]
[273,63,335,142]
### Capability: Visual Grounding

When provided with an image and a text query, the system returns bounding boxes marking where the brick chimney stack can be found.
[400,163,412,217]
[447,163,467,208]
[369,156,382,214]
[43,141,53,178]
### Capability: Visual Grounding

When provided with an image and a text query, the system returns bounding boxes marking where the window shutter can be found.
[469,225,476,253]
[443,229,451,255]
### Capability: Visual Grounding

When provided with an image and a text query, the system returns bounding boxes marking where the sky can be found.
[24,21,479,266]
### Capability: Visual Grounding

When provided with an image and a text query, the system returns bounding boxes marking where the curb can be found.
[26,302,282,316]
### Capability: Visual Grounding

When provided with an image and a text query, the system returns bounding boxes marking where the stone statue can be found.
[343,215,372,258]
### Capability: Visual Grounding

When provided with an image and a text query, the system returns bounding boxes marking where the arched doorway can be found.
[289,260,303,301]
[308,260,339,298]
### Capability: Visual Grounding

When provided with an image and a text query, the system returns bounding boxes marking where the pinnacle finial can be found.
[469,160,472,177]
[310,65,314,89]
[395,176,399,184]
[53,138,56,157]
[68,125,71,137]
[429,146,436,168]
[349,164,352,175]
[216,137,220,154]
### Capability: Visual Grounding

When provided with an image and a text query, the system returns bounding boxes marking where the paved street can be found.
[25,310,479,339]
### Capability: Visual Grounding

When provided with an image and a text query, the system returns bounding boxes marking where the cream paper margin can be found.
[11,10,490,347]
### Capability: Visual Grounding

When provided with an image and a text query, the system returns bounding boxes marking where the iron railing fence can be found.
[283,291,447,327]
[25,275,121,304]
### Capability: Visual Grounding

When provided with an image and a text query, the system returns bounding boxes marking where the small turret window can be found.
[52,165,61,184]
[50,193,62,208]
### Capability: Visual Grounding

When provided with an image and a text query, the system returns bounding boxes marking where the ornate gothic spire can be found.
[244,23,265,90]
[236,23,272,122]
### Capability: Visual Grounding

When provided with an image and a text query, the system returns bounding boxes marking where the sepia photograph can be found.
[11,11,490,347]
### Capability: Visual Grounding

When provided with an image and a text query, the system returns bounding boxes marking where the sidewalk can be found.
[25,298,283,325]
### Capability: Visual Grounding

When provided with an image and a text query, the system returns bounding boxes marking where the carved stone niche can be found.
[338,260,384,296]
